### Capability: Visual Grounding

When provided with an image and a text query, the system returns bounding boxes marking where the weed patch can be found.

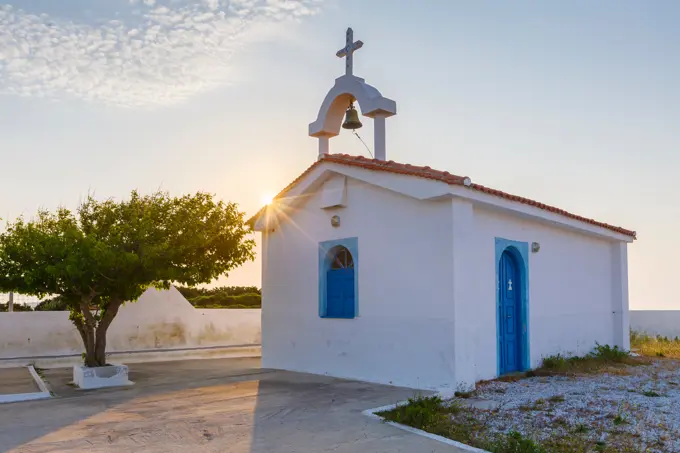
[378,396,645,453]
[454,390,476,399]
[534,344,645,376]
[547,395,565,403]
[641,390,662,397]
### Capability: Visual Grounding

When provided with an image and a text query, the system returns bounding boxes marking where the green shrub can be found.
[536,343,639,376]
[34,295,70,311]
[175,285,261,309]
[588,343,629,362]
[187,292,261,308]
[175,285,260,299]
[540,354,570,371]
[0,302,33,312]
[387,396,447,430]
[29,287,263,311]
[492,431,545,453]
[377,395,462,437]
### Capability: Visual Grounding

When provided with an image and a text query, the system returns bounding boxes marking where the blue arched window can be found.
[329,246,354,270]
[319,238,358,319]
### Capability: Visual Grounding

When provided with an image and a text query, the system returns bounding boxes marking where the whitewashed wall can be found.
[0,287,261,359]
[631,311,680,338]
[262,172,631,391]
[262,177,459,391]
[470,206,625,382]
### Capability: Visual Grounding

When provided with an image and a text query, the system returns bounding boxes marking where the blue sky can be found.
[0,0,678,308]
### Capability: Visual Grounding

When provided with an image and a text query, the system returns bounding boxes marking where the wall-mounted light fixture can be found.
[331,215,340,227]
[531,242,540,253]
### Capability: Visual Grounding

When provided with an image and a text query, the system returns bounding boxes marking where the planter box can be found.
[73,364,134,389]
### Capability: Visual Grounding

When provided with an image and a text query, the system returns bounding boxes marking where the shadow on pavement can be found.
[0,357,460,452]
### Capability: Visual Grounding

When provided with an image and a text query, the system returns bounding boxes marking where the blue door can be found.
[326,268,355,318]
[499,251,521,374]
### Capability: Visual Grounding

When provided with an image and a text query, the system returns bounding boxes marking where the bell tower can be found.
[308,28,397,161]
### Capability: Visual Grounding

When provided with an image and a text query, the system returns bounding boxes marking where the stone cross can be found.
[336,27,363,76]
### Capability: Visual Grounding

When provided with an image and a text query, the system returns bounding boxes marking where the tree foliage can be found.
[0,191,255,367]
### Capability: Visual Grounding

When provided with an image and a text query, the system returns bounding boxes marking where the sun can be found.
[261,193,274,206]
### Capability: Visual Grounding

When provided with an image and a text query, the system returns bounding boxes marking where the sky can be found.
[0,0,678,309]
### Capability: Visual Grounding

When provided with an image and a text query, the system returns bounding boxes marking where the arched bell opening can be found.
[317,92,367,137]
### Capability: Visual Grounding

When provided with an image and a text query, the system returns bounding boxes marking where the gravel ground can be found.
[472,360,680,452]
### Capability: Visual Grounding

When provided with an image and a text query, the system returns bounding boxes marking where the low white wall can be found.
[631,310,680,338]
[0,287,261,360]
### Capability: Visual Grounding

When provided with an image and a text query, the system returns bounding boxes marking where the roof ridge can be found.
[249,154,636,239]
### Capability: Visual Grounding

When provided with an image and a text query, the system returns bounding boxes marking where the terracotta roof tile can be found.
[469,183,636,238]
[249,154,636,239]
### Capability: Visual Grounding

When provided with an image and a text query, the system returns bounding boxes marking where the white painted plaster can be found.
[471,206,626,382]
[0,390,51,404]
[262,177,457,390]
[631,311,680,338]
[318,136,329,156]
[260,166,632,390]
[0,287,261,361]
[28,365,50,394]
[451,198,477,389]
[373,113,387,160]
[73,364,133,389]
[612,242,631,350]
[309,74,396,159]
[320,174,347,209]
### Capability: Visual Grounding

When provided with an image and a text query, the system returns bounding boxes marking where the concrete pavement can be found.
[0,358,467,453]
[0,368,38,395]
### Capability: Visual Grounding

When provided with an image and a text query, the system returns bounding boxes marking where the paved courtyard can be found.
[0,358,464,453]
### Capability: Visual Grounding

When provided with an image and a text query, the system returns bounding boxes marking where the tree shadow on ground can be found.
[0,357,452,453]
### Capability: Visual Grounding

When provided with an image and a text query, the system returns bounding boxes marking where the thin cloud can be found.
[0,0,324,107]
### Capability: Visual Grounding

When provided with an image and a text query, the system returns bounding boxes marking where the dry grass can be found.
[631,331,680,359]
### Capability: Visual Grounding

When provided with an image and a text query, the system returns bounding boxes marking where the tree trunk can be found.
[77,298,99,367]
[94,299,123,367]
[73,314,97,368]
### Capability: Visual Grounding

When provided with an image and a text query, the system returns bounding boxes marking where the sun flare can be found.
[261,194,274,206]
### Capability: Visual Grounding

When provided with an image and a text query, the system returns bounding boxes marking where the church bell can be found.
[341,102,362,130]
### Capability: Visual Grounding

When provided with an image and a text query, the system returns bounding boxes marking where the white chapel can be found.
[250,28,636,390]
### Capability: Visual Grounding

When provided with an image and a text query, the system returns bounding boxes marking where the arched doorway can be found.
[325,246,355,318]
[498,249,523,374]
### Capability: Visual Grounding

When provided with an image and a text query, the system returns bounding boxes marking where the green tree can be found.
[0,191,255,367]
